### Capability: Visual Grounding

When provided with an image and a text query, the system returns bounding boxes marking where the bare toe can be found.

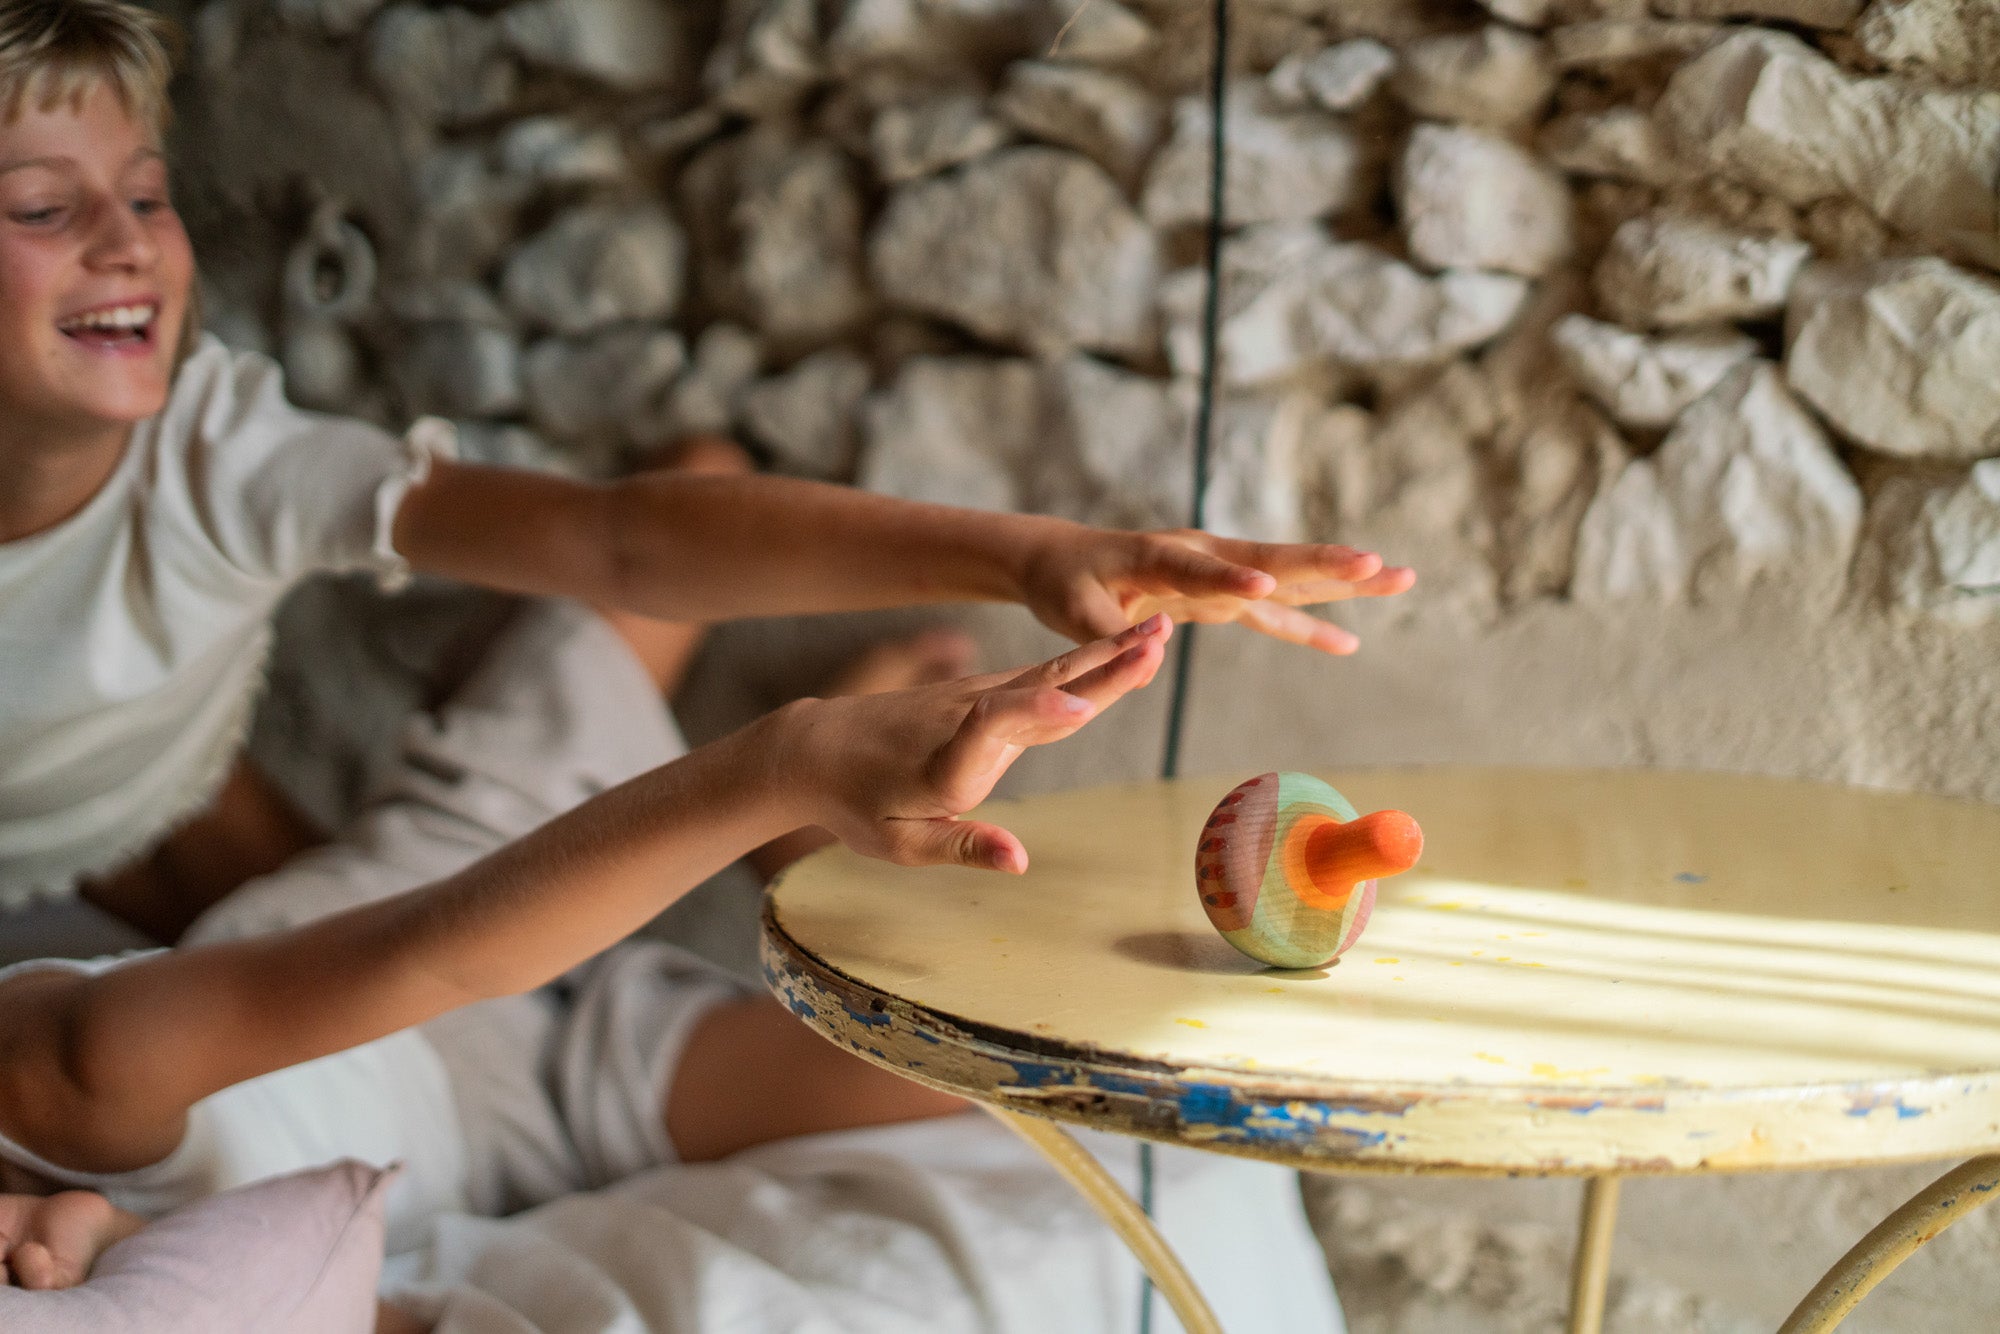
[13,1241,68,1290]
[825,629,979,697]
[23,1192,142,1289]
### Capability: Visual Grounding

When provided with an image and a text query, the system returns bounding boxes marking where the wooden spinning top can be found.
[1195,773,1423,969]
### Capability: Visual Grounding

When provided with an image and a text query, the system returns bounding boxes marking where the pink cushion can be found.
[0,1160,394,1333]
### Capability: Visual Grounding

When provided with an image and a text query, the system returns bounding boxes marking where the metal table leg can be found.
[1779,1155,2000,1333]
[986,1107,1225,1334]
[1569,1175,1621,1334]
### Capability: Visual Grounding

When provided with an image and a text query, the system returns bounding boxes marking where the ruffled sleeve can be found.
[369,416,458,591]
[156,337,460,592]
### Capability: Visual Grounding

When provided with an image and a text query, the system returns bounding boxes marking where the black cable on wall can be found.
[1142,0,1229,1325]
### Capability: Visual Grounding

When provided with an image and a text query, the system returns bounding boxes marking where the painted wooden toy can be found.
[1195,773,1423,969]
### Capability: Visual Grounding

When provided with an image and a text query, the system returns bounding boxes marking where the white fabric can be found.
[0,1161,398,1334]
[424,940,748,1219]
[0,334,453,907]
[184,599,703,1231]
[387,1114,1346,1334]
[0,599,718,1247]
[0,954,466,1258]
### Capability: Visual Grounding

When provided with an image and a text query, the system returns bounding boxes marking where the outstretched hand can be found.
[792,615,1171,875]
[1020,526,1415,655]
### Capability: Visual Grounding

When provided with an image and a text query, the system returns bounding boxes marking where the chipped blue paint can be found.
[1673,872,1708,884]
[997,1056,1393,1149]
[843,1003,895,1028]
[1846,1096,1929,1119]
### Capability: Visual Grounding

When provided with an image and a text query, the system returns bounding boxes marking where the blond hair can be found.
[0,0,177,132]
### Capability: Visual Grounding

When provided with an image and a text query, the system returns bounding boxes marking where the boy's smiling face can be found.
[0,80,192,444]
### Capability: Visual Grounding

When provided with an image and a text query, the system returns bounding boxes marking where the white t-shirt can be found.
[0,335,453,908]
[0,954,468,1256]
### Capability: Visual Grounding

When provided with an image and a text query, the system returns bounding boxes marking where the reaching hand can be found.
[790,616,1171,874]
[1020,526,1415,655]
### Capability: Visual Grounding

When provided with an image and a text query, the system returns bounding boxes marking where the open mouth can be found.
[56,302,158,351]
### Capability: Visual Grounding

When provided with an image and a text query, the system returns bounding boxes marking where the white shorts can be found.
[186,597,752,1219]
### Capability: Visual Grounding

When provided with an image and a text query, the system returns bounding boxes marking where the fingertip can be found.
[1311,622,1360,655]
[989,837,1028,874]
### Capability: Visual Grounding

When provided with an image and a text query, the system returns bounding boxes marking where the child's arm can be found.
[0,619,1169,1178]
[392,459,1413,656]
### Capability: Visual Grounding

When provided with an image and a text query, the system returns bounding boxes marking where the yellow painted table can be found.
[760,768,2000,1332]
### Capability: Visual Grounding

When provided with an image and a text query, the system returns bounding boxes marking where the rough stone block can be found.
[1162,224,1529,384]
[1856,0,2000,91]
[1878,459,2000,621]
[1400,124,1574,279]
[1654,29,2000,258]
[1319,362,1502,618]
[1050,355,1190,529]
[502,203,685,334]
[1552,315,1757,428]
[522,325,686,440]
[1547,18,1719,68]
[1573,361,1860,603]
[401,322,524,419]
[705,0,823,118]
[502,0,686,91]
[664,324,762,438]
[870,91,1009,183]
[736,140,872,342]
[1268,39,1397,112]
[994,62,1163,186]
[1393,26,1556,128]
[1142,83,1363,228]
[873,147,1158,356]
[1540,108,1693,187]
[740,348,872,478]
[277,0,385,37]
[368,7,518,127]
[1593,212,1810,328]
[1045,0,1155,64]
[498,117,628,188]
[1651,0,1862,28]
[1785,259,2000,463]
[858,357,1042,511]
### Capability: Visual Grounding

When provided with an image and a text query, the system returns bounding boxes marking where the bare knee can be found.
[655,435,754,478]
[665,996,966,1162]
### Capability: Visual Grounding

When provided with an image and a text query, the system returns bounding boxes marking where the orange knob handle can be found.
[1304,809,1423,893]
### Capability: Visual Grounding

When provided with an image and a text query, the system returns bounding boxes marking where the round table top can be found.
[761,768,2000,1175]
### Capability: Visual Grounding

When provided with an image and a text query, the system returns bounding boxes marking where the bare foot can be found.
[822,627,979,698]
[0,1191,146,1289]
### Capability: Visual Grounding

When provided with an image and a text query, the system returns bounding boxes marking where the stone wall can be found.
[165,0,2000,1325]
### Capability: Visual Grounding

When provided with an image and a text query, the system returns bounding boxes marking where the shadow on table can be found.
[1113,929,1331,981]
